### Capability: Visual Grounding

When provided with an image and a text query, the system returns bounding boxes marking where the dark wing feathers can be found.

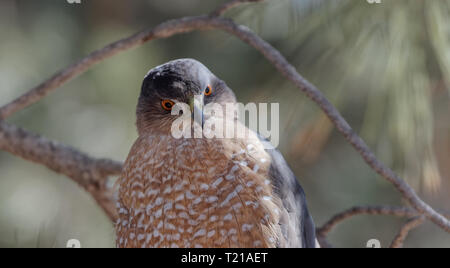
[261,137,316,248]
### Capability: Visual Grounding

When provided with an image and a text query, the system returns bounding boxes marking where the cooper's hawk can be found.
[116,59,316,248]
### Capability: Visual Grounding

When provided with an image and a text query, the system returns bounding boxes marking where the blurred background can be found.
[0,0,449,248]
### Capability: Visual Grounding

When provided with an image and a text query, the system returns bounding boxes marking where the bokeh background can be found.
[0,0,449,248]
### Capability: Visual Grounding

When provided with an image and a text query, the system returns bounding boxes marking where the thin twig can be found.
[316,206,418,238]
[0,120,122,221]
[0,16,217,119]
[317,205,449,247]
[390,216,426,248]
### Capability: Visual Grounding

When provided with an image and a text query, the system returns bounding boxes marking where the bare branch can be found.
[316,206,418,238]
[211,0,264,17]
[211,19,450,232]
[390,216,426,248]
[0,120,122,221]
[0,16,219,119]
[317,205,450,246]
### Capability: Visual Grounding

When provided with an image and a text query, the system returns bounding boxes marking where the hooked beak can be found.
[188,95,204,128]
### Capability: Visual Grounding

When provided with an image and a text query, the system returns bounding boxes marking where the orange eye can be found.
[161,99,175,111]
[204,85,213,96]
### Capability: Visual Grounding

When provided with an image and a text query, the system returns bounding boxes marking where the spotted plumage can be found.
[116,59,316,248]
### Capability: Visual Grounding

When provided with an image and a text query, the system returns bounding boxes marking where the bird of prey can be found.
[116,59,316,248]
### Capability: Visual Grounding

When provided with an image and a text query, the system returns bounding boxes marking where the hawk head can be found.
[136,59,236,135]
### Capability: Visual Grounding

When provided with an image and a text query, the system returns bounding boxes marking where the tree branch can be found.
[210,18,450,233]
[317,205,450,236]
[0,120,122,221]
[316,205,449,248]
[0,16,216,119]
[390,216,426,248]
[316,206,418,238]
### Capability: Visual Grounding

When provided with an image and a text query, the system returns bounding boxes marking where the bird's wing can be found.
[258,136,316,248]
